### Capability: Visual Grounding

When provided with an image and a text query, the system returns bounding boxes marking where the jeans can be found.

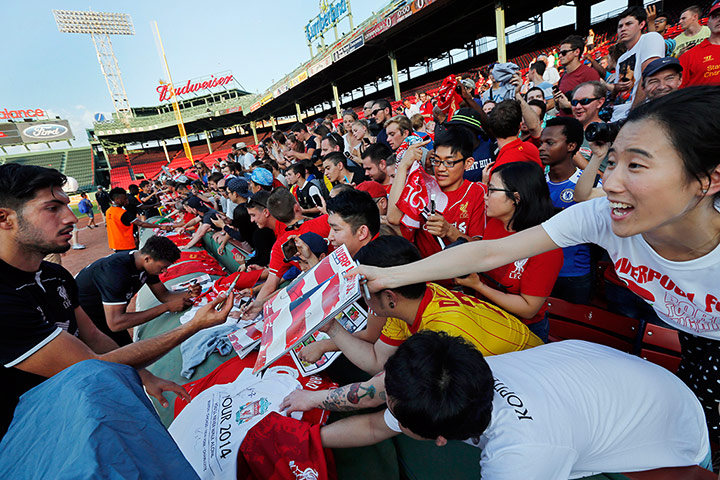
[527,313,549,343]
[551,273,593,305]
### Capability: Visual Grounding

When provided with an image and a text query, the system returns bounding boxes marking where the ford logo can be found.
[22,124,68,139]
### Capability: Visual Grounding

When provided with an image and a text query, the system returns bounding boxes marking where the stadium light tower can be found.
[53,9,135,121]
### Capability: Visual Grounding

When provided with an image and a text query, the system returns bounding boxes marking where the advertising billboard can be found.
[0,119,74,146]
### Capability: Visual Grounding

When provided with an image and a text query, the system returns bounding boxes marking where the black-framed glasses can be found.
[371,108,382,116]
[571,97,602,106]
[558,49,575,57]
[487,186,514,194]
[430,158,466,169]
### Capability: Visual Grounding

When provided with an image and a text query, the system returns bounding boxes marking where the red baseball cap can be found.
[356,181,387,199]
[711,0,720,15]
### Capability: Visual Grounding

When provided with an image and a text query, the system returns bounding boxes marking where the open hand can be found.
[279,388,322,414]
[191,291,234,328]
[138,370,191,409]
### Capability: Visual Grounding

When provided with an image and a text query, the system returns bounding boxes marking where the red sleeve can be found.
[465,184,487,238]
[305,215,330,239]
[268,235,289,277]
[519,248,564,297]
[679,50,693,87]
[528,136,542,148]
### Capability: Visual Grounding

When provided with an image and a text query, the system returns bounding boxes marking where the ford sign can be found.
[22,124,69,139]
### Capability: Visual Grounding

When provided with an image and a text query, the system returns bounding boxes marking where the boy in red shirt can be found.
[244,188,330,319]
[679,1,720,87]
[388,128,486,259]
[487,99,543,178]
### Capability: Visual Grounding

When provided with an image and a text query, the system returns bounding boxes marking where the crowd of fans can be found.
[2,3,720,477]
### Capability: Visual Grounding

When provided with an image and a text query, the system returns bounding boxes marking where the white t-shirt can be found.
[543,66,561,85]
[241,152,256,170]
[385,340,708,479]
[612,33,665,121]
[169,368,302,480]
[543,197,720,339]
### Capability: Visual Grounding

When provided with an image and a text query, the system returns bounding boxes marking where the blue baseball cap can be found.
[226,177,251,198]
[249,167,274,187]
[298,232,328,257]
[643,57,682,78]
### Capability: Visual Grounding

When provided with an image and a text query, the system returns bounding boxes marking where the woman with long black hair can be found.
[456,161,562,342]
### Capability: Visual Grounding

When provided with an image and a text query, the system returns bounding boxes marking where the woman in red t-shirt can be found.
[456,162,563,341]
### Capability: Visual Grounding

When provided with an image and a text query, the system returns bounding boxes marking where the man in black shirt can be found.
[76,235,200,346]
[137,180,162,219]
[0,164,234,439]
[95,185,111,221]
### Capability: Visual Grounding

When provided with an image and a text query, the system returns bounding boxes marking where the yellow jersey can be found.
[380,283,542,356]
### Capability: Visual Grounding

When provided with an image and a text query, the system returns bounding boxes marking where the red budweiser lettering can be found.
[156,75,233,102]
[0,108,46,120]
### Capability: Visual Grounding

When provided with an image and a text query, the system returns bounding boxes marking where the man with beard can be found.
[0,164,234,439]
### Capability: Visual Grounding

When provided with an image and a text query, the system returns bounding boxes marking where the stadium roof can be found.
[94,0,615,145]
[246,0,605,120]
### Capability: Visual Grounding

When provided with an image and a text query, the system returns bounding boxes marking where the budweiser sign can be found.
[156,74,234,102]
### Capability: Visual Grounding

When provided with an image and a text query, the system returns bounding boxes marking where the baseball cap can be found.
[356,181,387,199]
[249,167,274,187]
[642,57,683,78]
[226,177,251,198]
[186,196,208,212]
[297,232,328,257]
[710,0,720,15]
[235,142,247,149]
[460,78,475,90]
[247,190,270,209]
[446,107,484,133]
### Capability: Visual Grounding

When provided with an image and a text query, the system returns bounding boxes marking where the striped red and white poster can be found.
[253,267,360,374]
[263,244,356,318]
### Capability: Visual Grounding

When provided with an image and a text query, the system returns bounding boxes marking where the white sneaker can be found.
[72,244,86,250]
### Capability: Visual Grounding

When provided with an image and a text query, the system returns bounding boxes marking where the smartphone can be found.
[362,138,371,146]
[552,85,559,94]
[311,194,324,208]
[281,239,298,261]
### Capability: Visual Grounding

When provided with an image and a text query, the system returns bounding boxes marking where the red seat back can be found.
[547,297,640,353]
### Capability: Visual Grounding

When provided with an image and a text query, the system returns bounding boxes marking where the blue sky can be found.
[1,0,627,153]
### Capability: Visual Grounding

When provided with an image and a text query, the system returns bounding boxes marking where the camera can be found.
[584,120,624,143]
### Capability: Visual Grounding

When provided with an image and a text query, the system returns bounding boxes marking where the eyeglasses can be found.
[571,97,602,106]
[371,108,382,116]
[487,186,514,194]
[430,157,466,169]
[558,49,575,57]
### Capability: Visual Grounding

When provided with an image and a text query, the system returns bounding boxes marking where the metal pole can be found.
[495,2,507,63]
[205,131,212,154]
[251,121,258,144]
[388,52,401,102]
[152,21,194,164]
[161,140,170,162]
[347,0,354,29]
[295,103,302,122]
[332,84,342,119]
[270,116,277,131]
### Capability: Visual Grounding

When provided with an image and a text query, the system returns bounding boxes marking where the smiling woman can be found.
[358,86,720,436]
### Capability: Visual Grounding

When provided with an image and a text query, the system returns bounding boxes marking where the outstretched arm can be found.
[357,225,559,293]
[281,373,387,413]
[320,411,398,448]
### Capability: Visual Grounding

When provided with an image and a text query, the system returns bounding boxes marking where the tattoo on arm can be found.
[320,382,376,412]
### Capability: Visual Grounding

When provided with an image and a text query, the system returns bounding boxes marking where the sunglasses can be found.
[571,97,602,106]
[371,108,382,116]
[558,49,575,57]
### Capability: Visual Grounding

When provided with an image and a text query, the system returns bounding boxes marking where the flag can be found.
[395,162,448,229]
